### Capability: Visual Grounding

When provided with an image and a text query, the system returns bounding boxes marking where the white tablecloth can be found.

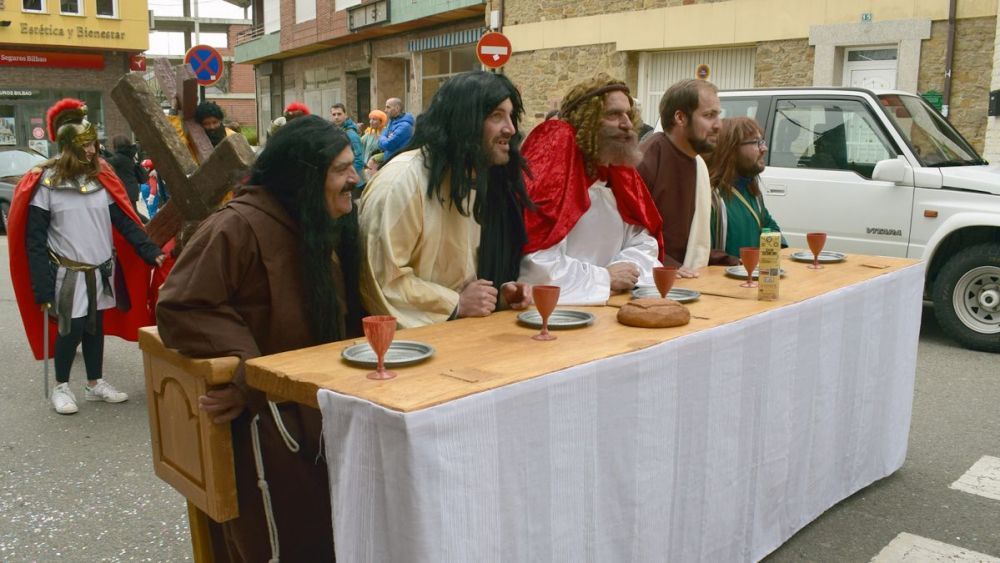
[319,263,925,562]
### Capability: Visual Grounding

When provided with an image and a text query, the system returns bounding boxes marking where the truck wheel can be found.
[932,242,1000,353]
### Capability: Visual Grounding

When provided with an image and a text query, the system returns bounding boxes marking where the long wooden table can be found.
[246,249,916,412]
[141,249,924,562]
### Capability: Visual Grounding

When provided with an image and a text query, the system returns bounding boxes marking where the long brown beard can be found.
[598,127,642,168]
[689,129,716,154]
[736,158,765,177]
[49,148,100,184]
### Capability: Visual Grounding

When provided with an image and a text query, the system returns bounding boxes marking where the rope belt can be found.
[250,401,304,563]
[48,250,113,336]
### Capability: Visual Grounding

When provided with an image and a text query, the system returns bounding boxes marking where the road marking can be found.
[871,533,1000,562]
[950,455,1000,502]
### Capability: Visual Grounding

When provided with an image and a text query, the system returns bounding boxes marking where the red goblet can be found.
[362,315,397,380]
[807,232,828,270]
[653,266,678,299]
[531,285,560,341]
[739,247,760,288]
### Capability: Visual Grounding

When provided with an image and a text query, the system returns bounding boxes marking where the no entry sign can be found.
[476,32,512,69]
[185,44,224,87]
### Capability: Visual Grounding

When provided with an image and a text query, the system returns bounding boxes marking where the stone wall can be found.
[500,0,723,27]
[504,44,638,131]
[754,39,814,88]
[918,17,996,153]
[277,20,481,122]
[984,7,1000,162]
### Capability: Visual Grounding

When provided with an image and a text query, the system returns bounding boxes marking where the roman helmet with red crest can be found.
[46,98,98,154]
[283,101,311,121]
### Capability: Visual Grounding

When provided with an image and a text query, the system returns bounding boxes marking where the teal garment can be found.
[341,119,366,187]
[360,131,381,163]
[711,176,785,258]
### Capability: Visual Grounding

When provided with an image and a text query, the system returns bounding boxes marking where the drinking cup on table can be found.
[653,266,678,299]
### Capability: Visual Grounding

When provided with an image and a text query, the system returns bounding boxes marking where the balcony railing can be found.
[235,24,264,46]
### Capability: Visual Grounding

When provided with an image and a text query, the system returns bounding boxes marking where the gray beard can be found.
[599,139,642,168]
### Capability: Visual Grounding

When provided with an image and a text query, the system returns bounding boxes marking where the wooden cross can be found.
[110,61,256,246]
[154,58,215,163]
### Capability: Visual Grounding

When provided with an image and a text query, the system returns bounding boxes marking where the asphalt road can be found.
[0,235,997,562]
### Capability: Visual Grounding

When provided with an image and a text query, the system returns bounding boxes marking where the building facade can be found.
[501,0,997,155]
[219,24,258,131]
[149,4,258,134]
[235,0,488,141]
[0,0,148,155]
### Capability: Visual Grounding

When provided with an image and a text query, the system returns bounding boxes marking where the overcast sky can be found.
[148,0,251,55]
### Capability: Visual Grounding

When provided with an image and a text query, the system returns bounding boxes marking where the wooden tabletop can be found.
[245,249,918,413]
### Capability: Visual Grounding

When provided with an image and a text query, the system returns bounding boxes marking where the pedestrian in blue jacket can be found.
[378,97,415,163]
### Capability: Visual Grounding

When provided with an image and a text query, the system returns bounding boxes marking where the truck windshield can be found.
[877,94,986,167]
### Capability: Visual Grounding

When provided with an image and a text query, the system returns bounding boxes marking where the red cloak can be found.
[8,161,156,360]
[521,120,664,260]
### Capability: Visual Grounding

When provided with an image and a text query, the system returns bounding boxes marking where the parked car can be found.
[0,146,47,235]
[709,87,998,352]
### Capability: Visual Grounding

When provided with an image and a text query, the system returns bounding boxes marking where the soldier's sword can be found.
[42,309,49,399]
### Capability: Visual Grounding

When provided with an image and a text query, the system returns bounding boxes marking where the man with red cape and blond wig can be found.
[8,98,164,414]
[519,74,664,305]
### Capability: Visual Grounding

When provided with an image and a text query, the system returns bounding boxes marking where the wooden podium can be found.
[138,327,240,561]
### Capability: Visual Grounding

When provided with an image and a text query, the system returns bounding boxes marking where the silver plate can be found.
[517,309,595,329]
[341,340,435,368]
[725,265,787,279]
[790,250,847,263]
[631,286,701,303]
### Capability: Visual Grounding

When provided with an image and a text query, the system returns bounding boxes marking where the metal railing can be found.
[235,24,264,46]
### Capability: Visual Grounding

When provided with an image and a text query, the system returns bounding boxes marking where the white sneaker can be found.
[84,379,128,403]
[51,383,79,415]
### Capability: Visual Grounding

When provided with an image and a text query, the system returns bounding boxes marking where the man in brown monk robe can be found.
[638,79,738,278]
[157,115,362,561]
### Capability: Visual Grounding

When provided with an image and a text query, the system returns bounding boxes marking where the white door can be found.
[842,47,897,89]
[848,68,895,90]
[762,96,913,256]
[638,47,755,129]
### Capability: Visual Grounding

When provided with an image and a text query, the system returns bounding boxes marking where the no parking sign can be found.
[184,45,224,87]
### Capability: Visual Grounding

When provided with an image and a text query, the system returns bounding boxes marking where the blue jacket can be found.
[378,112,415,162]
[341,118,365,184]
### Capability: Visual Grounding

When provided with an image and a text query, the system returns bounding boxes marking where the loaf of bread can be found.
[617,298,691,328]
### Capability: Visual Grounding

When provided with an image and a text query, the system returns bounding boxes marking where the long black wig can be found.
[403,70,533,290]
[247,115,362,343]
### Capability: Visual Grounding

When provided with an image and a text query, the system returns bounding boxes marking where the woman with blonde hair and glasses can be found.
[706,116,786,259]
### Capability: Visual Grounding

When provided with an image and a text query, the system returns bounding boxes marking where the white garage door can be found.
[638,47,755,126]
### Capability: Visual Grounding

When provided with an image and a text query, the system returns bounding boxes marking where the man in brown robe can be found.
[638,79,738,277]
[157,115,362,561]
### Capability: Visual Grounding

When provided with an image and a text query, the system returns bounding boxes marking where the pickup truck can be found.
[716,87,999,352]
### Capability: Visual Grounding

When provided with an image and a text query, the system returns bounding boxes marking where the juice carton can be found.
[757,229,781,301]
